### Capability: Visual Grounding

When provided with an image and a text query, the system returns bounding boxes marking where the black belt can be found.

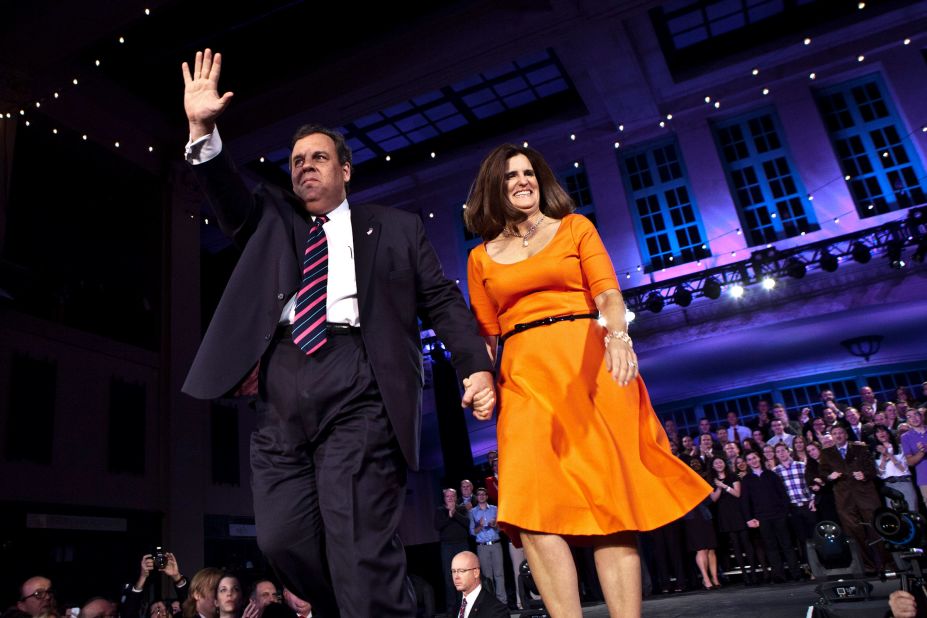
[885,476,913,483]
[477,540,499,546]
[500,312,598,343]
[277,322,361,338]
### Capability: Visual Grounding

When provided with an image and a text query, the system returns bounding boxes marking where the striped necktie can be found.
[292,215,329,355]
[458,596,466,618]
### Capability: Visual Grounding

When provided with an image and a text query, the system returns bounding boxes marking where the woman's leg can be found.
[708,549,721,586]
[520,531,582,618]
[695,549,711,588]
[592,532,642,618]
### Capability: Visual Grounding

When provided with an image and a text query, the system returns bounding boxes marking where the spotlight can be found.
[786,258,806,279]
[673,286,693,307]
[729,284,745,299]
[646,292,665,313]
[703,277,722,300]
[820,250,839,272]
[887,240,905,269]
[851,242,871,264]
[761,276,776,290]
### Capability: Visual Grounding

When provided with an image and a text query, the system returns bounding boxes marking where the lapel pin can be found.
[366,227,373,235]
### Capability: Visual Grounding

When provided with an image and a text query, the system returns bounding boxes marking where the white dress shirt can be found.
[461,584,482,618]
[185,129,360,326]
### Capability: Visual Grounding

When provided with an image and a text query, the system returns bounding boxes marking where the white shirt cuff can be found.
[184,128,223,164]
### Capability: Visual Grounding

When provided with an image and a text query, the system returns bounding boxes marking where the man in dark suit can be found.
[818,425,889,574]
[180,50,495,618]
[451,551,510,618]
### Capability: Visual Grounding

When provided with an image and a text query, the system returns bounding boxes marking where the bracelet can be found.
[604,330,633,348]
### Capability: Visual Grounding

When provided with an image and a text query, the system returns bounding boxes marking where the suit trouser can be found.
[250,330,413,618]
[758,516,800,579]
[477,542,508,603]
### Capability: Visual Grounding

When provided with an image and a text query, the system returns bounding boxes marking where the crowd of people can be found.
[4,555,317,618]
[650,382,927,594]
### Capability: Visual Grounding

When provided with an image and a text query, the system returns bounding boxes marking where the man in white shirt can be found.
[451,551,509,618]
[726,412,751,444]
[766,420,795,449]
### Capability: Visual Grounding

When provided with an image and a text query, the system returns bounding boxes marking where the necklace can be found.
[504,213,545,247]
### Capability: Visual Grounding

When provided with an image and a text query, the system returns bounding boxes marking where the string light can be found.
[114,141,120,148]
[614,141,620,149]
[148,146,154,153]
[858,2,865,8]
[804,37,812,45]
[666,114,673,120]
[259,156,265,163]
[714,101,721,109]
[144,8,150,15]
[428,212,435,218]
[72,78,78,85]
[573,161,580,168]
[523,141,529,148]
[704,96,711,103]
[95,59,101,67]
[809,72,816,80]
[385,155,391,161]
[570,134,576,141]
[118,36,125,44]
[35,101,41,108]
[751,69,759,76]
[904,38,911,45]
[762,88,769,96]
[82,134,87,140]
[618,124,624,132]
[659,121,665,128]
[858,55,865,62]
[52,128,58,134]
[834,217,840,223]
[53,92,59,99]
[430,152,436,159]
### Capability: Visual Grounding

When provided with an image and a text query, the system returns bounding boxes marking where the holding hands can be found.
[462,371,496,421]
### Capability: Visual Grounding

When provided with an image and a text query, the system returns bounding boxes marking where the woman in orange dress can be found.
[464,144,711,617]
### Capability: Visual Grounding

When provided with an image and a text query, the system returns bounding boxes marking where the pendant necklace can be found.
[505,213,545,247]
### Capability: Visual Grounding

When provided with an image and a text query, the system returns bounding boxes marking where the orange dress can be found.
[467,214,711,541]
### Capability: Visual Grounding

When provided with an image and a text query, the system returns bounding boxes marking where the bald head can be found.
[451,551,481,595]
[79,598,117,618]
[18,577,54,616]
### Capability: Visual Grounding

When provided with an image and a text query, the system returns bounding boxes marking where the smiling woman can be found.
[463,143,711,617]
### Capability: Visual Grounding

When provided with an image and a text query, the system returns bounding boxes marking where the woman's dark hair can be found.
[709,456,731,482]
[872,423,899,451]
[464,143,574,239]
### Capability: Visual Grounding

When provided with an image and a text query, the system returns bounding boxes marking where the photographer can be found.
[122,552,188,618]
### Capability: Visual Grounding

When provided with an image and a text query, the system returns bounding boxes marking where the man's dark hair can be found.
[290,124,352,167]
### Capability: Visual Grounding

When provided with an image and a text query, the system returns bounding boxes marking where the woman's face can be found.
[682,435,693,449]
[752,430,764,442]
[812,419,825,433]
[712,458,726,472]
[216,577,242,615]
[897,388,909,402]
[763,445,775,459]
[735,457,747,470]
[504,154,540,216]
[807,444,821,459]
[793,437,805,451]
[876,428,890,442]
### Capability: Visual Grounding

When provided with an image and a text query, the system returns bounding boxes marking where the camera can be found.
[153,546,168,570]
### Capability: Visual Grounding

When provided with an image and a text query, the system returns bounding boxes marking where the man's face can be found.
[757,400,769,414]
[664,419,677,432]
[908,410,924,429]
[773,407,787,421]
[699,434,713,449]
[831,426,848,447]
[821,390,834,402]
[723,443,738,458]
[84,600,117,618]
[774,445,790,462]
[716,429,728,444]
[487,451,498,465]
[460,480,473,496]
[746,453,761,469]
[290,133,351,215]
[873,412,887,425]
[699,419,710,432]
[846,409,860,425]
[451,555,481,595]
[149,602,168,618]
[18,577,54,616]
[443,490,457,509]
[860,386,874,401]
[476,489,488,504]
[771,420,784,435]
[254,582,279,608]
[823,409,837,423]
[727,412,738,426]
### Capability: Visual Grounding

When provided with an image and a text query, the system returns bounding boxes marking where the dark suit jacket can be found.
[817,443,881,512]
[468,586,509,618]
[182,150,491,469]
[741,469,790,521]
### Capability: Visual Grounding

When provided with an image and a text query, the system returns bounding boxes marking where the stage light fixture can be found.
[820,250,839,272]
[785,258,806,279]
[703,277,722,300]
[645,292,664,313]
[729,284,745,299]
[761,277,776,290]
[851,242,871,264]
[673,286,693,307]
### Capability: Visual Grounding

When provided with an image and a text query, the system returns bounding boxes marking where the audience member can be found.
[78,599,116,618]
[469,488,506,605]
[282,590,311,618]
[901,409,927,508]
[726,412,751,444]
[818,426,890,575]
[182,569,223,618]
[709,457,757,585]
[16,577,55,618]
[123,553,188,618]
[749,400,772,438]
[683,459,720,590]
[771,404,802,436]
[449,551,509,618]
[874,424,918,512]
[766,420,795,449]
[742,452,802,583]
[772,443,816,563]
[459,480,477,511]
[435,488,471,615]
[249,581,279,608]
